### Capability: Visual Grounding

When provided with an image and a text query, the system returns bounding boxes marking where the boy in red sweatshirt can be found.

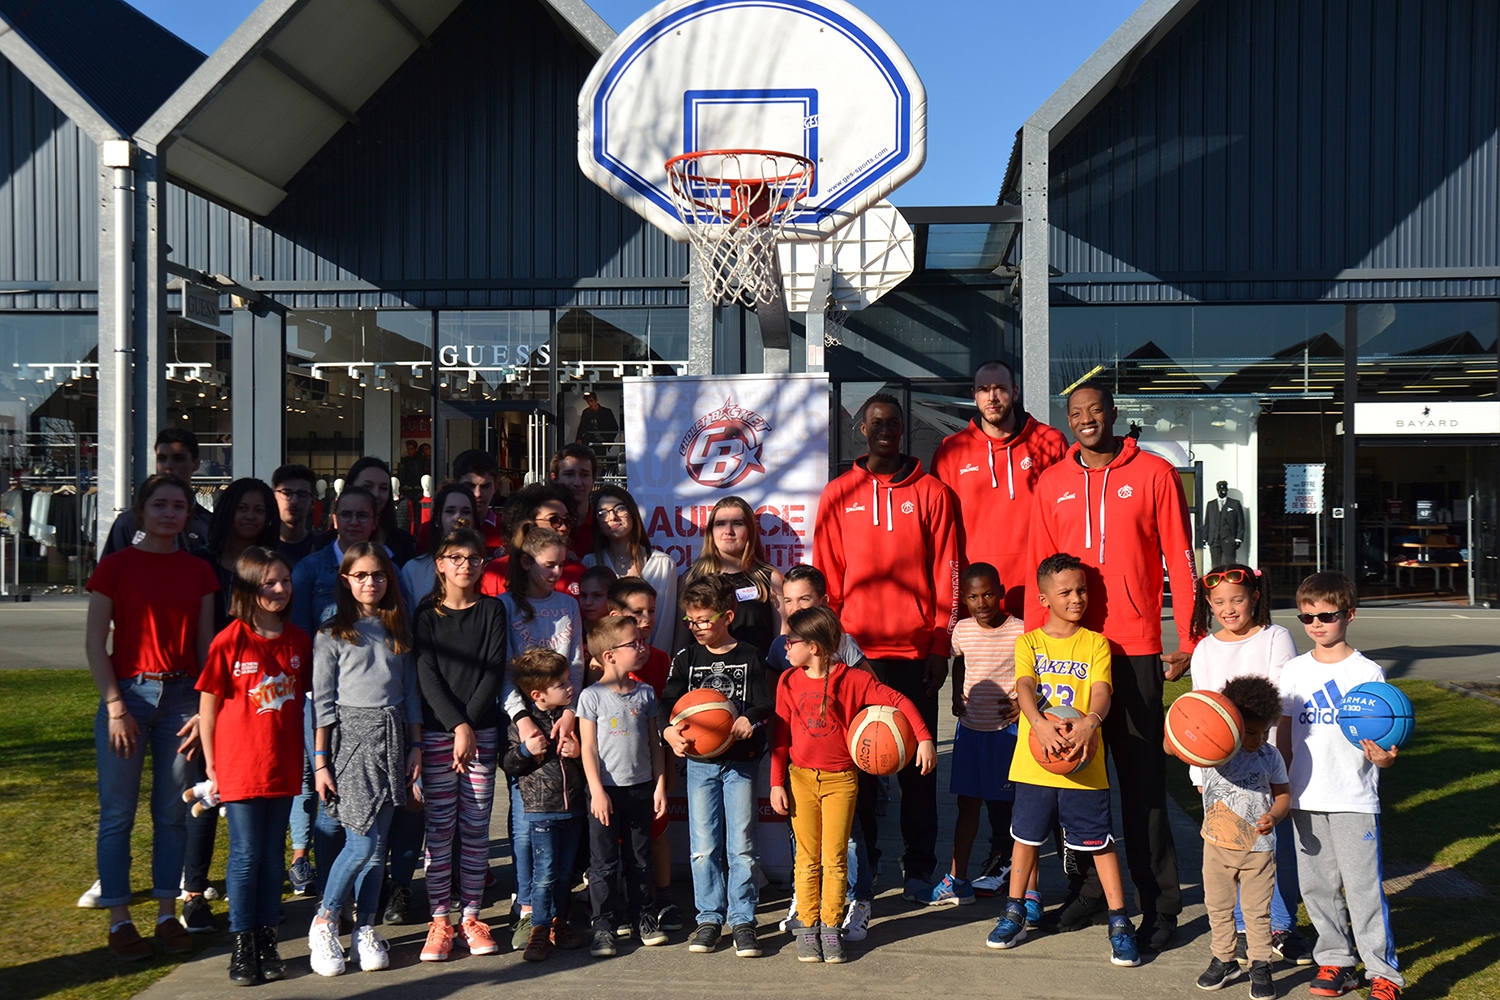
[933,360,1067,618]
[813,393,958,898]
[1026,381,1198,953]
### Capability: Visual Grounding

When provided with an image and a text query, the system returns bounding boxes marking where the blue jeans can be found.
[686,756,760,927]
[226,798,294,932]
[845,813,874,903]
[510,780,532,908]
[526,814,581,930]
[94,675,197,907]
[289,695,315,851]
[319,805,393,927]
[1236,817,1300,933]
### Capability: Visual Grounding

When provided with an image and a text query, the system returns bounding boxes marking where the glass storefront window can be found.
[827,286,1015,381]
[1355,301,1498,398]
[0,313,101,593]
[285,310,433,485]
[436,311,553,491]
[165,315,233,478]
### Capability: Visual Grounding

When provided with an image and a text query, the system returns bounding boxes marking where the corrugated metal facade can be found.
[0,60,98,311]
[1050,0,1500,303]
[163,0,687,311]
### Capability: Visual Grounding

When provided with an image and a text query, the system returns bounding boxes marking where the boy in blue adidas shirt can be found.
[1278,572,1402,1000]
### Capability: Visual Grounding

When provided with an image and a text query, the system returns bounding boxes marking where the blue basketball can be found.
[1337,682,1415,750]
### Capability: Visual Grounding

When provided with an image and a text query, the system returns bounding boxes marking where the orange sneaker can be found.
[420,920,454,962]
[109,922,152,961]
[155,916,194,955]
[460,917,498,956]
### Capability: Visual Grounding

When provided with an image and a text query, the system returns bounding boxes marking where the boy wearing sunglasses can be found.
[1277,572,1404,1000]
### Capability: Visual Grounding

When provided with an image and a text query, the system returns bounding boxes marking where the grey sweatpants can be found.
[1291,809,1404,986]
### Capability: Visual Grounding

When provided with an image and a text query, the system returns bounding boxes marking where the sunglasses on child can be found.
[1296,610,1348,624]
[1203,568,1255,589]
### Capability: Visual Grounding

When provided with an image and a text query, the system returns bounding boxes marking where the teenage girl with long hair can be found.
[414,528,508,963]
[401,484,479,608]
[1184,562,1304,961]
[499,522,585,943]
[679,495,783,657]
[307,542,421,977]
[197,547,311,984]
[582,485,677,652]
[769,606,935,964]
[343,457,417,567]
[85,473,219,961]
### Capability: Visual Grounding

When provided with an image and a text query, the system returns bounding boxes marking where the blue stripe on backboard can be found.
[592,0,914,227]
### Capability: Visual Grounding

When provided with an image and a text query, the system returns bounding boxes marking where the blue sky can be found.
[127,0,1141,205]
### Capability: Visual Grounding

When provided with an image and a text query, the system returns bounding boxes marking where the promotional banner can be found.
[624,373,830,572]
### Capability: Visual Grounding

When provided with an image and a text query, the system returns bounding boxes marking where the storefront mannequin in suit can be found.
[1204,480,1245,567]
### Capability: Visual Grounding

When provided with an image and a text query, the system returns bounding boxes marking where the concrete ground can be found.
[11,596,1499,683]
[137,703,1240,1000]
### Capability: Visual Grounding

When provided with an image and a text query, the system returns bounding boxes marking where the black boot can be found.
[229,930,260,985]
[256,925,286,982]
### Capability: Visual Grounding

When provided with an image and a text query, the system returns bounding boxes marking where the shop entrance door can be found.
[1353,441,1498,606]
[435,400,554,496]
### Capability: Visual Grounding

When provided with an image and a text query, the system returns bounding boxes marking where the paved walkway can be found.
[135,698,1283,1000]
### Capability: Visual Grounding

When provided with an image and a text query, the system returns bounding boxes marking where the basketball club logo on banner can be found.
[624,373,829,573]
[680,399,772,489]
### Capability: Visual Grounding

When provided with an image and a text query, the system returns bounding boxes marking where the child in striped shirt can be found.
[928,563,1027,907]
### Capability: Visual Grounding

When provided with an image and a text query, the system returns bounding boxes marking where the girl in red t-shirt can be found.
[769,606,935,964]
[85,473,218,962]
[198,547,313,984]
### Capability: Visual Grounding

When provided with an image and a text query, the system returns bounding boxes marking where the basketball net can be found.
[822,296,847,348]
[665,150,815,308]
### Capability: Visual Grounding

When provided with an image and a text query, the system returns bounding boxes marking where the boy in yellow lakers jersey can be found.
[985,553,1138,968]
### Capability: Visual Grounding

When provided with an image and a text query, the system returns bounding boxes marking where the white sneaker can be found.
[355,926,390,971]
[842,900,871,942]
[778,893,799,932]
[77,879,104,909]
[308,921,346,976]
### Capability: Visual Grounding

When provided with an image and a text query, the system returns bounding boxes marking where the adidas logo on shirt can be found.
[1298,680,1343,725]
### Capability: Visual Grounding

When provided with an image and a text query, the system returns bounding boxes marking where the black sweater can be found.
[415,597,509,733]
[658,640,774,762]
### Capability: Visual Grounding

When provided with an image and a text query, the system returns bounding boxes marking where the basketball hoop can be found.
[822,297,848,348]
[665,149,815,308]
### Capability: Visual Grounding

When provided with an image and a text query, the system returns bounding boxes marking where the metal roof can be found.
[138,0,616,218]
[0,0,204,142]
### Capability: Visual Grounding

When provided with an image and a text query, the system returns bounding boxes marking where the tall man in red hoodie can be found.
[1027,382,1196,953]
[933,360,1068,617]
[814,394,959,898]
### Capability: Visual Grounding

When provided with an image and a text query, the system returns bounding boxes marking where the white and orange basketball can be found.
[1166,690,1244,767]
[849,705,918,776]
[669,688,737,760]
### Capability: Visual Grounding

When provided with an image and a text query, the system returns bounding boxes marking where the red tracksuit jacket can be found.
[813,456,959,660]
[932,412,1068,617]
[1025,437,1198,657]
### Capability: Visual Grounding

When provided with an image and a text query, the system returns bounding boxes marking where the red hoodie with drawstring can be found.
[932,412,1068,617]
[1025,436,1198,656]
[814,456,959,660]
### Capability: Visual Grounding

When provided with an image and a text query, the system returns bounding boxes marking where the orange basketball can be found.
[669,688,737,760]
[1027,705,1098,775]
[849,705,918,775]
[1166,690,1244,767]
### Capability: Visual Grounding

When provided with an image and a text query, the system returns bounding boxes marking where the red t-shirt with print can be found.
[479,555,586,599]
[86,547,219,679]
[196,619,313,801]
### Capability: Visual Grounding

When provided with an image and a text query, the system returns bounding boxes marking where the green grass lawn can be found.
[0,670,232,1000]
[1164,677,1500,1000]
